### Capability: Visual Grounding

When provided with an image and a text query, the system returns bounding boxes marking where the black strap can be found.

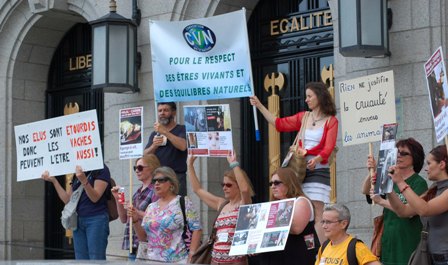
[179,196,188,240]
[320,238,361,265]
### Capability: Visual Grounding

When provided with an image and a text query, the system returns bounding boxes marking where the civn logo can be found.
[183,24,216,52]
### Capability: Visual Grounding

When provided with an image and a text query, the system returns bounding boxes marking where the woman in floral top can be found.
[130,166,202,263]
[188,152,254,265]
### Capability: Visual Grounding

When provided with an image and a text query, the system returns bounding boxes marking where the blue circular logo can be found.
[183,24,216,52]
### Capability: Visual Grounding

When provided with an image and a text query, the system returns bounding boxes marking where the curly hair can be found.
[305,82,336,116]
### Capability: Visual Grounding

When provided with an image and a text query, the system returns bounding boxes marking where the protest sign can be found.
[184,104,233,157]
[229,198,297,256]
[119,107,143,160]
[424,47,448,142]
[14,110,104,181]
[150,10,253,102]
[339,71,396,146]
[374,123,398,195]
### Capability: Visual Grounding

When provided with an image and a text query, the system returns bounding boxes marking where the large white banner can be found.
[424,47,448,142]
[339,71,396,146]
[150,10,253,102]
[14,110,104,181]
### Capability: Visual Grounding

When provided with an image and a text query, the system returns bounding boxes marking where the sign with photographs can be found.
[184,104,233,157]
[374,123,398,195]
[424,46,448,142]
[229,198,300,256]
[119,107,143,160]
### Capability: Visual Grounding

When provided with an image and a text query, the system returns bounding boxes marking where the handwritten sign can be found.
[119,107,143,160]
[14,110,104,181]
[339,71,396,146]
[150,10,253,102]
[424,47,448,142]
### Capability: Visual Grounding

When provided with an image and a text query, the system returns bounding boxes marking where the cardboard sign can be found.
[339,71,396,146]
[119,107,143,160]
[14,110,104,181]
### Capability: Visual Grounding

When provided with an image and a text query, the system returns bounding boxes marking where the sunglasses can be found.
[397,151,411,157]
[151,176,170,184]
[269,180,283,186]
[221,183,233,188]
[134,165,149,172]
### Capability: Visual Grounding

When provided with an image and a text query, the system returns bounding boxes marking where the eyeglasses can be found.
[398,151,411,157]
[269,180,283,186]
[221,183,233,188]
[151,176,170,184]
[320,220,342,225]
[134,165,149,172]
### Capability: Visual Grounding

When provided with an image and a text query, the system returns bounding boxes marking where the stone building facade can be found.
[0,0,442,260]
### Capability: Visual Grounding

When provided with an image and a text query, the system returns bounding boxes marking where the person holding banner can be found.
[187,152,254,265]
[144,102,188,196]
[387,145,448,265]
[362,138,427,265]
[111,154,161,260]
[129,166,202,263]
[258,167,319,265]
[250,82,338,243]
[41,165,111,260]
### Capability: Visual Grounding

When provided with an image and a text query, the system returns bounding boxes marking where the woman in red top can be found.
[250,81,338,243]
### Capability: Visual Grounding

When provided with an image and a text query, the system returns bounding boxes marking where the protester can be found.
[187,152,254,265]
[144,102,188,196]
[315,203,381,265]
[129,166,202,263]
[258,168,319,265]
[362,138,427,265]
[388,145,448,265]
[250,81,338,242]
[41,165,111,260]
[111,154,160,260]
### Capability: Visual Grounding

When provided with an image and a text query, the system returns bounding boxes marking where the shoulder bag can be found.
[370,214,384,257]
[407,220,432,265]
[281,111,310,183]
[191,200,229,264]
[60,184,84,230]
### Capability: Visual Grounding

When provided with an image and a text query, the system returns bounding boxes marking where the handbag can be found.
[408,220,432,265]
[60,184,84,230]
[191,201,229,264]
[281,111,310,183]
[370,214,384,257]
[107,178,119,221]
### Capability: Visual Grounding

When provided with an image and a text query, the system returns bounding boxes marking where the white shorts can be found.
[302,182,331,203]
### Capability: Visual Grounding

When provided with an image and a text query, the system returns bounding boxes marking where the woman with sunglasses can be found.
[129,166,202,263]
[258,167,319,265]
[387,145,448,265]
[187,152,254,265]
[250,82,338,243]
[361,138,427,265]
[111,154,160,260]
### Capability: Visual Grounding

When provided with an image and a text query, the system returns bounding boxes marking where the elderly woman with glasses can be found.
[129,166,202,263]
[111,154,160,260]
[361,138,428,265]
[388,145,448,265]
[257,167,319,265]
[187,152,254,265]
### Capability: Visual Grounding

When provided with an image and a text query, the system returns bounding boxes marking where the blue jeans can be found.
[433,261,448,265]
[73,213,109,260]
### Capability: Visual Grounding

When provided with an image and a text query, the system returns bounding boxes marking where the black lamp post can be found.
[90,0,139,92]
[338,0,392,58]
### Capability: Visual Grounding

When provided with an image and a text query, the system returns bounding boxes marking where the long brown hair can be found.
[305,82,336,116]
[269,168,307,201]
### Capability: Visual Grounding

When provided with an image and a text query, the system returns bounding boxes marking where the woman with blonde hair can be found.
[111,154,161,260]
[129,166,202,263]
[187,152,254,265]
[259,167,319,265]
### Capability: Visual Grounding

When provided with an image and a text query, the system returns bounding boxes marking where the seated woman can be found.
[187,152,254,265]
[41,165,111,260]
[111,154,160,260]
[258,168,319,265]
[129,166,202,263]
[388,145,448,265]
[362,138,428,265]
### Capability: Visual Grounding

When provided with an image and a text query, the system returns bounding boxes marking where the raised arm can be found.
[187,155,224,210]
[75,166,108,203]
[250,95,276,126]
[42,170,71,204]
[227,152,252,205]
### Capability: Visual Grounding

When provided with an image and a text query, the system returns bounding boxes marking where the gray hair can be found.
[324,203,351,229]
[153,166,179,195]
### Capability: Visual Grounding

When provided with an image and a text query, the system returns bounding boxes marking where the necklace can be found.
[311,112,325,126]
